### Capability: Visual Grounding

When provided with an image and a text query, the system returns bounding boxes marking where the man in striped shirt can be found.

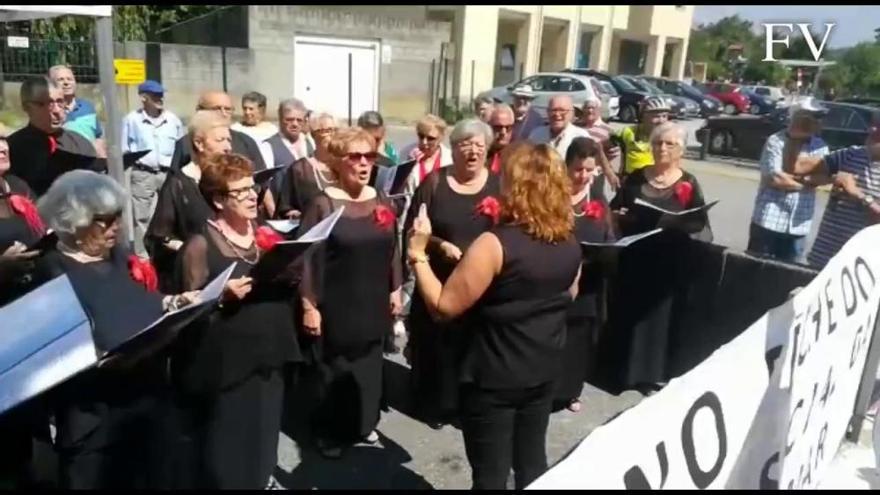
[785,125,880,268]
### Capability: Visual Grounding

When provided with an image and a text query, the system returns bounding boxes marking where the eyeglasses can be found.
[203,105,234,113]
[417,133,439,142]
[93,211,122,229]
[652,140,680,149]
[226,183,262,201]
[548,108,571,115]
[29,98,66,109]
[345,152,379,163]
[491,124,513,133]
[456,140,486,151]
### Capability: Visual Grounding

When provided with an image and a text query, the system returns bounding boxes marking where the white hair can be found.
[189,110,227,140]
[491,103,514,120]
[649,121,688,148]
[20,76,60,109]
[278,98,307,117]
[38,170,127,236]
[449,118,494,149]
[309,111,336,129]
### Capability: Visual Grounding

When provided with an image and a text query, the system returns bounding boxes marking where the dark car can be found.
[641,75,722,117]
[696,101,880,159]
[563,68,650,123]
[740,89,778,115]
[837,97,880,108]
[626,75,700,119]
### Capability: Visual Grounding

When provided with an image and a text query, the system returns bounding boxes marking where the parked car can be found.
[563,68,651,123]
[596,80,620,120]
[741,85,787,104]
[740,89,778,115]
[837,97,880,108]
[479,72,606,120]
[696,82,750,115]
[640,75,722,117]
[631,76,701,119]
[696,101,880,159]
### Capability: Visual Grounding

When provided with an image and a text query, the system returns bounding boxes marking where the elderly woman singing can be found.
[403,118,501,429]
[36,170,198,489]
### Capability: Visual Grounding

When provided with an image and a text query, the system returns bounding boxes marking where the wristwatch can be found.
[407,252,430,266]
[863,195,876,208]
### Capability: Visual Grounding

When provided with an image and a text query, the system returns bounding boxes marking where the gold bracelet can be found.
[407,252,429,266]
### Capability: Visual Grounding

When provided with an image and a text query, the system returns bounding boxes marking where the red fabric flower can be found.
[127,255,158,292]
[8,194,45,236]
[582,200,605,220]
[255,226,284,251]
[475,196,501,225]
[374,204,396,231]
[674,181,694,208]
[48,135,57,155]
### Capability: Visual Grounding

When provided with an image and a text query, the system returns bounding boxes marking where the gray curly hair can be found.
[38,170,127,236]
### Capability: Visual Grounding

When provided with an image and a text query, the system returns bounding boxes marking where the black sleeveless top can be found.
[462,224,581,389]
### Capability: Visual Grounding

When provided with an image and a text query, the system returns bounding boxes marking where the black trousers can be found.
[459,381,554,490]
[171,368,284,489]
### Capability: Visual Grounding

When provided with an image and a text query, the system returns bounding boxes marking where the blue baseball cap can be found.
[138,80,165,96]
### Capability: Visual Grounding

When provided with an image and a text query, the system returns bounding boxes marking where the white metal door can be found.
[294,36,379,122]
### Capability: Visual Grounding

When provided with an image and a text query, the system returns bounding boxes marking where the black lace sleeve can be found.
[145,173,181,255]
[177,233,210,291]
[297,194,333,306]
[382,195,403,292]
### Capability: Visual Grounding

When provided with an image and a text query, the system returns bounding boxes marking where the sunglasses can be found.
[345,152,379,162]
[492,124,513,132]
[93,211,122,228]
[417,133,439,142]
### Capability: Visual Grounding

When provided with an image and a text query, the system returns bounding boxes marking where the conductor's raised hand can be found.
[407,203,432,255]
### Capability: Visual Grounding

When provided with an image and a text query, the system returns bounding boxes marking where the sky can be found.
[693,6,879,49]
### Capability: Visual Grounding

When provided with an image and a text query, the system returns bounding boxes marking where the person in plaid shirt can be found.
[747,98,829,263]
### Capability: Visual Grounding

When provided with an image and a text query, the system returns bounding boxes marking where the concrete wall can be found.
[248,5,452,123]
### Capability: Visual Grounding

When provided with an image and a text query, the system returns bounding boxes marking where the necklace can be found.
[571,185,592,217]
[210,221,259,265]
[647,167,681,189]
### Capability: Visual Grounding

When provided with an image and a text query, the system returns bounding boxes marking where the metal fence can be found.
[0,36,99,83]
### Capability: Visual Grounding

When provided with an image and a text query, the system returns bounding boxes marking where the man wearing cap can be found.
[510,85,543,142]
[747,98,830,263]
[121,80,185,257]
[8,76,97,197]
[613,96,670,176]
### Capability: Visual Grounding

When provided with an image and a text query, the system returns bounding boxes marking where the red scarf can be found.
[418,151,442,182]
[489,153,501,174]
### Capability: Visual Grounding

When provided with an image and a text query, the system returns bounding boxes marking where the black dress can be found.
[298,191,402,445]
[0,175,48,488]
[0,175,42,305]
[403,168,501,421]
[144,168,213,292]
[275,157,337,219]
[599,168,712,393]
[554,194,616,405]
[169,223,301,489]
[36,244,169,489]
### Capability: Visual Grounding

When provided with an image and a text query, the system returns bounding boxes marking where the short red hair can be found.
[199,153,254,209]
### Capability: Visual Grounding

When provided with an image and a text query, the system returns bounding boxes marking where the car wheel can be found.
[709,130,731,154]
[749,104,760,115]
[620,104,638,123]
[723,103,737,115]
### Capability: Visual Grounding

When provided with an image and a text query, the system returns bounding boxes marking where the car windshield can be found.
[612,76,638,91]
[600,81,619,96]
[634,78,665,95]
[678,83,703,98]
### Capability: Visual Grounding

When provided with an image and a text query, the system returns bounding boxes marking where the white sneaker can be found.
[393,320,406,338]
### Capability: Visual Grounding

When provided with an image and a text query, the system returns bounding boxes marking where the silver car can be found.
[479,72,606,119]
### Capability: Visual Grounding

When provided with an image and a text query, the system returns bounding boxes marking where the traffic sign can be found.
[113,59,146,85]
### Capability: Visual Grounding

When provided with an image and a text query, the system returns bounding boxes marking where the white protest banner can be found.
[528,225,880,490]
